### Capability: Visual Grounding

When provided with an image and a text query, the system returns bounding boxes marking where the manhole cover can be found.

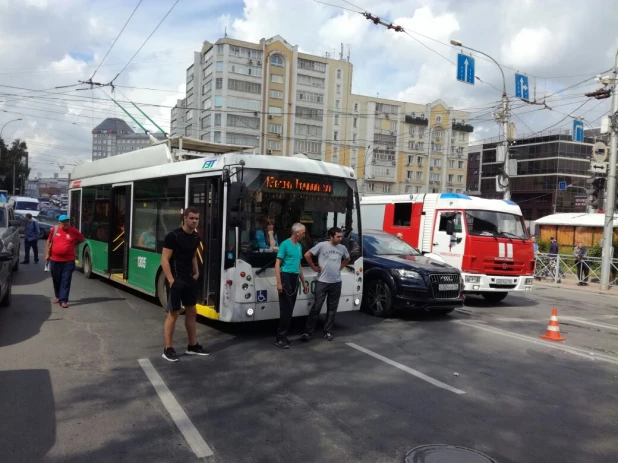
[405,444,497,463]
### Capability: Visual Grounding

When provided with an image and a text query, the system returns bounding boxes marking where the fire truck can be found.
[360,193,535,302]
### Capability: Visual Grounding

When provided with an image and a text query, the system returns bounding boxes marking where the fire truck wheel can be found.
[363,279,394,317]
[481,292,508,303]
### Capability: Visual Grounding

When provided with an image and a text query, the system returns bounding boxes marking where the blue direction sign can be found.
[457,54,475,85]
[515,73,529,99]
[558,181,567,191]
[572,119,584,142]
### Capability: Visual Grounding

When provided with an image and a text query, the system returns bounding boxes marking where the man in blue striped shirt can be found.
[22,213,40,264]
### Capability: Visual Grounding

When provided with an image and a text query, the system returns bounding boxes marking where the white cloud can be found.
[501,27,557,68]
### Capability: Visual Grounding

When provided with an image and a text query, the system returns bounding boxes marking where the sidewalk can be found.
[534,276,616,294]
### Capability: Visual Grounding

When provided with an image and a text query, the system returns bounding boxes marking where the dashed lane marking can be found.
[138,358,214,458]
[346,343,466,395]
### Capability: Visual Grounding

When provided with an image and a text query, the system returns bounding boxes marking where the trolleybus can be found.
[68,137,363,322]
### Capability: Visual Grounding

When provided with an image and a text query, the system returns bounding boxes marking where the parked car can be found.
[0,203,23,273]
[358,230,464,317]
[8,196,39,218]
[14,213,52,239]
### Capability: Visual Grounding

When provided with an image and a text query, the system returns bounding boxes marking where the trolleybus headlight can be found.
[242,283,249,290]
[356,286,361,291]
[246,308,254,316]
[465,276,481,283]
[525,278,533,285]
[245,293,251,299]
[246,275,252,281]
[354,298,361,306]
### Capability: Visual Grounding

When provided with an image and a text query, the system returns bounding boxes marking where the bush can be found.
[538,239,550,253]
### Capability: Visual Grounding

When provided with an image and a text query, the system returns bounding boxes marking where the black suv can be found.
[359,230,463,317]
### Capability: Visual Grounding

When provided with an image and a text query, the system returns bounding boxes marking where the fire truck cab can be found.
[361,193,535,302]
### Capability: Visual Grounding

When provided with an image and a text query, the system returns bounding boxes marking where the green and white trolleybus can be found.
[68,137,363,322]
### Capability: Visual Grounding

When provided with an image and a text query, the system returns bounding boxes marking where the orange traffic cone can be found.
[540,308,566,342]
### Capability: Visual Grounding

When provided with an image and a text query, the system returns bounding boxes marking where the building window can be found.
[228,97,261,111]
[271,55,284,67]
[228,79,261,94]
[435,130,443,140]
[449,160,456,169]
[185,125,192,136]
[416,156,423,167]
[271,74,284,84]
[436,115,442,123]
[298,58,326,73]
[214,113,221,126]
[334,115,339,126]
[448,174,454,183]
[409,126,415,136]
[297,90,323,103]
[268,140,281,151]
[390,120,397,131]
[458,160,465,169]
[460,132,465,141]
[337,69,341,79]
[336,84,341,94]
[227,132,259,147]
[334,131,338,141]
[382,184,391,193]
[268,106,282,115]
[432,158,441,167]
[201,115,211,129]
[295,106,323,121]
[408,141,414,150]
[297,74,325,88]
[214,131,221,143]
[215,78,222,89]
[352,134,356,143]
[216,44,224,55]
[419,128,425,137]
[353,117,357,128]
[294,139,321,153]
[335,100,340,109]
[416,171,423,180]
[270,90,283,99]
[229,63,262,76]
[204,64,212,77]
[295,124,321,136]
[354,103,358,112]
[216,61,223,72]
[366,183,374,191]
[214,96,223,107]
[376,103,398,114]
[268,124,282,135]
[227,114,260,129]
[374,119,381,130]
[203,98,211,110]
[457,175,464,184]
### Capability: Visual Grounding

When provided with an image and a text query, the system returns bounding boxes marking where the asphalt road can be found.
[1,260,618,462]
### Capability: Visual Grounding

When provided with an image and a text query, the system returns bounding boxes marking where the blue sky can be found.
[0,0,615,177]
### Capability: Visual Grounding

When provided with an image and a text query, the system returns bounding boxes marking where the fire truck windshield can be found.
[465,210,528,240]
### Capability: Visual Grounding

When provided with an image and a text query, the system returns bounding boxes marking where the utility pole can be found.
[600,50,618,291]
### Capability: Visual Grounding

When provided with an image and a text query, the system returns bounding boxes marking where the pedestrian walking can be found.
[274,223,309,349]
[160,206,209,362]
[45,215,84,308]
[301,227,350,342]
[574,241,589,286]
[21,213,40,264]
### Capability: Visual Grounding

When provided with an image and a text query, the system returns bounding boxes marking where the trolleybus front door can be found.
[187,176,223,311]
[109,184,132,280]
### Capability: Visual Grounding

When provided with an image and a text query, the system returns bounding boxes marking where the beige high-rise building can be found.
[170,35,473,195]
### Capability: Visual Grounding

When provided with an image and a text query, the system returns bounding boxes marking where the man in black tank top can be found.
[161,206,210,362]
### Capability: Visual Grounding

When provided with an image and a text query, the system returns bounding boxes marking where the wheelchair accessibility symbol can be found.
[257,290,268,303]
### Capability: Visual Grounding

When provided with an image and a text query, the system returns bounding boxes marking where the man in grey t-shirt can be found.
[301,227,350,342]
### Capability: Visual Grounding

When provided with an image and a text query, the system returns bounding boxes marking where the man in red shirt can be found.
[45,215,84,308]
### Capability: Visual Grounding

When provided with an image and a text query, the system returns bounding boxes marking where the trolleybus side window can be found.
[81,185,110,241]
[393,202,412,226]
[132,179,160,251]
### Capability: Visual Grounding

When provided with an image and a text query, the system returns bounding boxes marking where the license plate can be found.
[439,284,459,291]
[495,278,512,285]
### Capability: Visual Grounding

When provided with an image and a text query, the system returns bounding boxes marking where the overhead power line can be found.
[90,0,143,80]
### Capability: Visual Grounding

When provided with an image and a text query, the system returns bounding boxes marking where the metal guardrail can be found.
[534,254,618,287]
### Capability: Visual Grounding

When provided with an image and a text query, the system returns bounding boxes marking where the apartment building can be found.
[92,118,166,160]
[170,35,473,195]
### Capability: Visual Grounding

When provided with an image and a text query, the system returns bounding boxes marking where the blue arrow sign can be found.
[515,73,529,99]
[558,181,567,191]
[572,119,584,142]
[457,54,475,85]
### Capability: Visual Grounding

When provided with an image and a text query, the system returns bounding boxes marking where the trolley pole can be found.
[600,49,618,291]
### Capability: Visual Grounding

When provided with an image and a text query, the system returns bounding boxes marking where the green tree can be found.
[4,139,30,195]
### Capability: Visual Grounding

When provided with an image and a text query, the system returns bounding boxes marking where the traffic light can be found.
[586,176,606,209]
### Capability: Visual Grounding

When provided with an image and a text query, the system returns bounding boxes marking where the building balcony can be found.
[405,115,429,126]
[452,121,474,133]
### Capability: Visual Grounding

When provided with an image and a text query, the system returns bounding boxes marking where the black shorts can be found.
[167,279,197,311]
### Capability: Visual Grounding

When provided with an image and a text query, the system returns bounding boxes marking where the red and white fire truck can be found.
[360,193,535,302]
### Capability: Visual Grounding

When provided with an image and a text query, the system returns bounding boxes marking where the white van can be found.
[8,196,39,217]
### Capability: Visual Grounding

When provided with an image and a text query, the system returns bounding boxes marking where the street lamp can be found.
[450,40,511,200]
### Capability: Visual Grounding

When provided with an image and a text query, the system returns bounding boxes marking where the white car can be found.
[8,196,39,218]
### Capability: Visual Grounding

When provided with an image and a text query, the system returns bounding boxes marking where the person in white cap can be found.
[45,214,84,308]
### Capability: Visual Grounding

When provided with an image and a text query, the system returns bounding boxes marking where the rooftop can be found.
[92,118,134,134]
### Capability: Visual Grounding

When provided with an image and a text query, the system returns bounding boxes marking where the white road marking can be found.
[455,321,618,366]
[560,317,618,332]
[346,343,466,395]
[138,358,214,458]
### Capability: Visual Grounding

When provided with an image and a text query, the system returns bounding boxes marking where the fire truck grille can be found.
[429,274,461,299]
[483,259,526,274]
